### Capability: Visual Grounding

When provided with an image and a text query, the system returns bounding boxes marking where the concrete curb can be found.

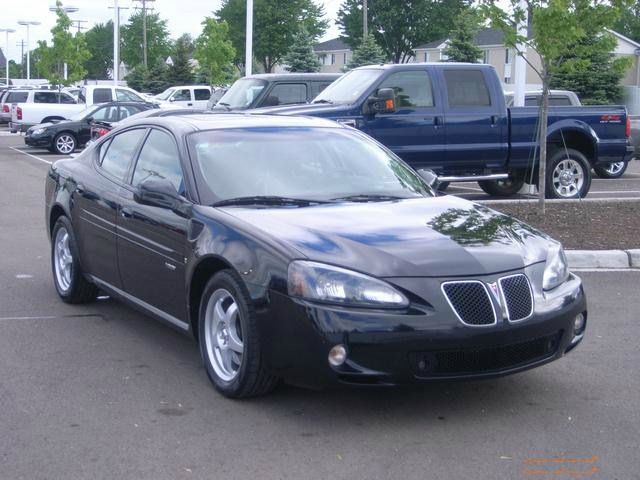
[566,249,640,269]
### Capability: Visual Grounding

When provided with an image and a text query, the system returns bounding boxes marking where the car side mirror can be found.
[365,87,397,115]
[86,116,94,124]
[134,177,180,210]
[169,98,175,102]
[417,169,440,189]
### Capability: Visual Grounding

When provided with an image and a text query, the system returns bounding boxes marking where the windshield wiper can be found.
[330,194,408,203]
[215,102,232,111]
[312,99,333,104]
[212,196,331,207]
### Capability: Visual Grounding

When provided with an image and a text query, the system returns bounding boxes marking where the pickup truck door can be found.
[439,68,508,171]
[360,69,445,169]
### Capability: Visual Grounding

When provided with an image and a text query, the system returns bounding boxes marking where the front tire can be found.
[198,270,278,398]
[53,132,76,155]
[594,161,628,179]
[51,216,98,304]
[546,148,592,199]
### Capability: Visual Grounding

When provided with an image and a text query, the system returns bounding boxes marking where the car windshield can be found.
[70,106,98,121]
[189,127,433,204]
[214,79,267,110]
[312,69,382,104]
[156,88,175,101]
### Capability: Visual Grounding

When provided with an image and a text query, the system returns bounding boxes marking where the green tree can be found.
[194,18,237,84]
[36,1,91,86]
[121,11,171,70]
[345,34,386,70]
[482,0,627,211]
[125,61,172,94]
[217,0,328,73]
[337,0,469,63]
[614,1,640,42]
[167,34,195,85]
[551,34,630,104]
[443,9,484,63]
[84,21,113,79]
[283,28,321,72]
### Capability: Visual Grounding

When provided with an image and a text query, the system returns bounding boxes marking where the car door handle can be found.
[491,115,499,126]
[433,116,442,127]
[120,207,133,218]
[187,103,193,106]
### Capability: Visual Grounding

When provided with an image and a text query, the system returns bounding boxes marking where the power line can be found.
[134,0,156,68]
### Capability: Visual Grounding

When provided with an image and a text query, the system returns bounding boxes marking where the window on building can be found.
[424,52,428,62]
[483,50,490,64]
[343,52,347,64]
[331,53,336,65]
[505,48,511,64]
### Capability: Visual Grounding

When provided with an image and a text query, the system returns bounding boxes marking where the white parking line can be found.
[0,315,57,321]
[589,190,640,194]
[449,185,483,192]
[9,146,52,165]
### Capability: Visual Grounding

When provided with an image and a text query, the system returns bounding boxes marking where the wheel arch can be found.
[188,255,237,339]
[42,116,65,124]
[547,126,596,166]
[49,203,69,238]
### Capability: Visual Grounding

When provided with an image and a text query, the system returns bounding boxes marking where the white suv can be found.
[155,85,212,109]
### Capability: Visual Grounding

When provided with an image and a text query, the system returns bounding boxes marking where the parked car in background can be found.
[211,73,341,111]
[78,85,161,107]
[206,87,228,110]
[25,101,156,154]
[45,113,587,399]
[155,85,212,109]
[8,89,80,132]
[256,63,633,199]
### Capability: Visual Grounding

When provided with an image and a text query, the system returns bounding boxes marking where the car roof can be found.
[353,62,496,71]
[166,85,211,89]
[123,113,343,133]
[245,73,342,81]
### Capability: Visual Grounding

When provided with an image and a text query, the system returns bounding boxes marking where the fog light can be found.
[328,344,347,367]
[573,313,586,336]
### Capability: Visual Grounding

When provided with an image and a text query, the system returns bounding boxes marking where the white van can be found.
[155,85,212,109]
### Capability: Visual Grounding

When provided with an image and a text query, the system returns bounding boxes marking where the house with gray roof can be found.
[313,38,352,73]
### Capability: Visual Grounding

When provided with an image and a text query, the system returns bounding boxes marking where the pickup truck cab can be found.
[78,85,151,107]
[8,89,80,132]
[255,63,634,198]
[212,73,341,111]
[155,85,212,109]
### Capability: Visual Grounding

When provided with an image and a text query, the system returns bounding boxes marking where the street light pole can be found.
[0,28,16,86]
[17,21,40,81]
[114,0,119,84]
[245,0,253,76]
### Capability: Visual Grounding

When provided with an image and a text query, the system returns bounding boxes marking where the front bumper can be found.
[258,266,586,389]
[24,131,54,148]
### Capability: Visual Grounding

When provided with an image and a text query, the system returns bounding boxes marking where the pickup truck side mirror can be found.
[134,177,180,210]
[365,88,397,115]
[417,169,440,189]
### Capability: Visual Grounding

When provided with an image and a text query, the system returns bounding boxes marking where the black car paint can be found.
[45,115,586,388]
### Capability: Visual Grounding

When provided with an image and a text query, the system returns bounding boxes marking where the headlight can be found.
[543,242,569,290]
[287,260,409,308]
[32,128,46,135]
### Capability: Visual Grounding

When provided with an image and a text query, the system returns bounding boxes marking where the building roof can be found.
[417,28,507,50]
[314,37,351,52]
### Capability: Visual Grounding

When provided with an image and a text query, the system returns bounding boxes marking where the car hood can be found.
[31,120,70,130]
[221,196,552,278]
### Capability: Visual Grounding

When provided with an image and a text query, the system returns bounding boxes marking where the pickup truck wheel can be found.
[478,175,525,197]
[199,270,279,398]
[546,148,592,199]
[594,161,628,179]
[53,133,76,155]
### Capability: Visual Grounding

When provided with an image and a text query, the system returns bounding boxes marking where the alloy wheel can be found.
[56,135,75,154]
[604,161,625,176]
[551,158,585,198]
[53,227,73,292]
[204,288,244,382]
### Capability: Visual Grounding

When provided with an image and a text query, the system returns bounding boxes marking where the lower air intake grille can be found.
[411,332,561,376]
[500,274,533,321]
[442,281,496,326]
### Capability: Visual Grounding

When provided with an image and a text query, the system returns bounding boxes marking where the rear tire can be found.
[594,161,628,179]
[545,148,592,199]
[51,216,98,304]
[478,172,525,197]
[198,270,278,398]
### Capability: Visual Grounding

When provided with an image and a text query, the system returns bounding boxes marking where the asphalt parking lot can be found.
[1,133,639,479]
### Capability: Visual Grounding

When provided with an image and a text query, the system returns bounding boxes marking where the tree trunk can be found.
[537,68,550,215]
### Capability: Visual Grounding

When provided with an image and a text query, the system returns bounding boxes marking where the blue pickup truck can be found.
[255,63,634,198]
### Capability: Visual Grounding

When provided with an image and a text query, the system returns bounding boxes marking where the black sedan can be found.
[26,101,156,154]
[45,114,587,398]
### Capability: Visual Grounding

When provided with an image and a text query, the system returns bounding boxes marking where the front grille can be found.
[442,281,496,326]
[500,274,533,321]
[411,332,561,376]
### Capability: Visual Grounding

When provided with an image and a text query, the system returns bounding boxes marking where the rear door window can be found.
[99,129,147,182]
[34,92,59,104]
[443,70,492,107]
[549,96,573,106]
[93,88,113,104]
[60,93,77,104]
[194,88,211,101]
[7,91,29,103]
[265,83,307,106]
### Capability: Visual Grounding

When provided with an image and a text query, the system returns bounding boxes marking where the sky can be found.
[0,0,343,62]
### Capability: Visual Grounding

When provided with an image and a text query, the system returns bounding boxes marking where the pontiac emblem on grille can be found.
[488,282,502,305]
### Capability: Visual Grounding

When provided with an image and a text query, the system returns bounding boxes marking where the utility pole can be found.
[16,40,26,79]
[363,0,368,38]
[135,0,155,68]
[70,19,88,35]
